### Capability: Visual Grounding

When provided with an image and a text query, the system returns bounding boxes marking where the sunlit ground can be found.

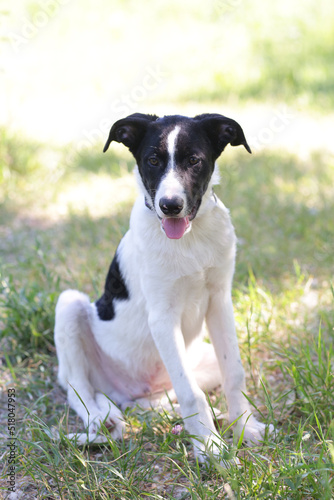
[1,0,333,143]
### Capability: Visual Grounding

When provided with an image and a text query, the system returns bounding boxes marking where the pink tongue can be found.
[162,217,189,239]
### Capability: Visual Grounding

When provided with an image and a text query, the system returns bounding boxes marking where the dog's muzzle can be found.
[159,196,184,216]
[146,195,201,240]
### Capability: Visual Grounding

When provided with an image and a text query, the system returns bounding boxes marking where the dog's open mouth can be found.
[161,200,201,239]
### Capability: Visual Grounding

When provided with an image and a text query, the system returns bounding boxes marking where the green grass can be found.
[0,129,333,498]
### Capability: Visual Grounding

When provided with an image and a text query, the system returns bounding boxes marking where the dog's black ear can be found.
[194,113,252,157]
[103,113,159,155]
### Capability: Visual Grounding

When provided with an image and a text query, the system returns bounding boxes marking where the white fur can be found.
[54,158,271,464]
[155,168,186,218]
[155,126,186,218]
[166,125,180,170]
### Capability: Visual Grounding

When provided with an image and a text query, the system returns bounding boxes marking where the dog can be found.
[54,112,270,463]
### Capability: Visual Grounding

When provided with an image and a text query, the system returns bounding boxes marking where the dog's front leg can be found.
[148,311,226,462]
[206,289,270,442]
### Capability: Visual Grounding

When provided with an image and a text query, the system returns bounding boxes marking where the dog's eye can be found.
[189,156,200,165]
[148,156,159,166]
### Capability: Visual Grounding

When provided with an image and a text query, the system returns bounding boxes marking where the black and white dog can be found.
[55,113,270,462]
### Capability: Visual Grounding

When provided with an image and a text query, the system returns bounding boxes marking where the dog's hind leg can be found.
[54,290,125,442]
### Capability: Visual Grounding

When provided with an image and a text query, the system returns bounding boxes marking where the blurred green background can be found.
[1,0,333,145]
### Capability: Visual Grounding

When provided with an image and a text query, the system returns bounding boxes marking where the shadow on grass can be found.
[1,148,333,291]
[215,149,334,286]
[0,203,133,361]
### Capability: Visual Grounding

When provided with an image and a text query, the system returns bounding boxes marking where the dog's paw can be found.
[193,436,239,468]
[66,431,110,445]
[235,415,274,444]
[86,392,125,440]
[87,414,125,440]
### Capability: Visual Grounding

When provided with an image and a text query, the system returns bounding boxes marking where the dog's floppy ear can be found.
[194,113,252,157]
[103,113,159,154]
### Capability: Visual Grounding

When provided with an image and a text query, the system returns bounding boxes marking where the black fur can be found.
[96,250,129,321]
[103,113,251,218]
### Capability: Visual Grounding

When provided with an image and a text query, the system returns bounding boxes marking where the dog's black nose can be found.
[159,196,184,216]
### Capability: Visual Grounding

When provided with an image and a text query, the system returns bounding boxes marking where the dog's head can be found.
[103,113,251,239]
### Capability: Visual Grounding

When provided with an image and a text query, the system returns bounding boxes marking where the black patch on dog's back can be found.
[95,251,129,321]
